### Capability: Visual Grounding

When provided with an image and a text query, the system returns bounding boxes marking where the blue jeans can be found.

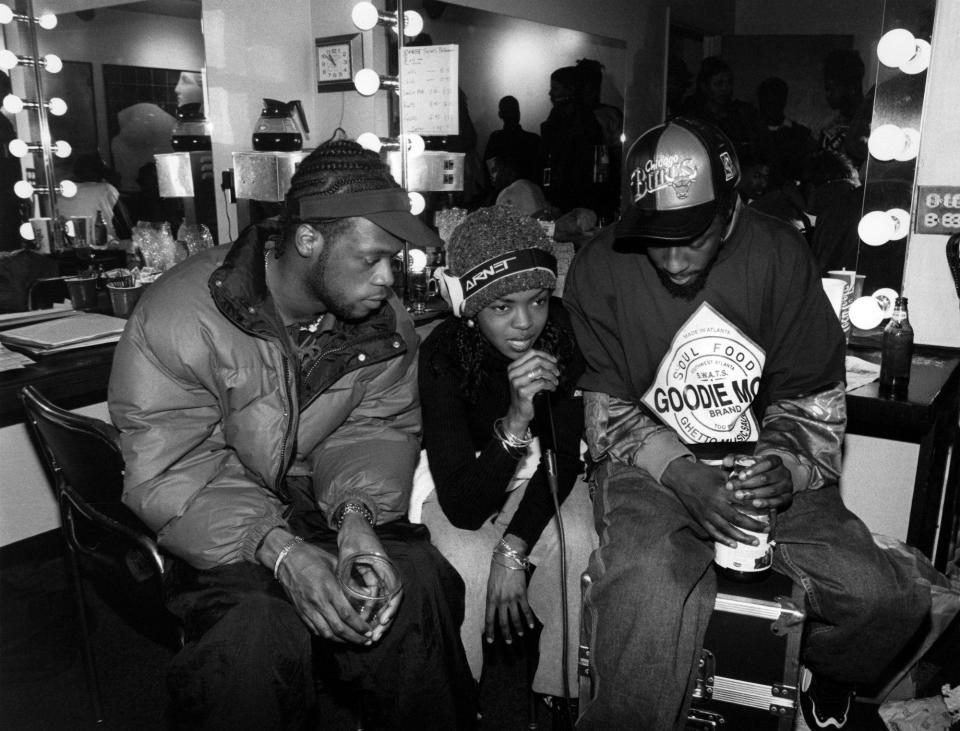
[577,461,933,731]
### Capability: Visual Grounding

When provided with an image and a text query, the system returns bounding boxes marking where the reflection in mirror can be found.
[671,0,936,306]
[29,0,211,241]
[400,2,626,216]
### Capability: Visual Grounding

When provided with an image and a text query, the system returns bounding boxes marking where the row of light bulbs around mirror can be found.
[351,2,427,215]
[855,26,931,251]
[846,25,933,329]
[0,2,77,217]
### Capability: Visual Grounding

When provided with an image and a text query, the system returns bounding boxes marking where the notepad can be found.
[0,313,127,350]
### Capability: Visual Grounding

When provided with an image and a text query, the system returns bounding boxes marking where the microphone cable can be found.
[534,392,574,727]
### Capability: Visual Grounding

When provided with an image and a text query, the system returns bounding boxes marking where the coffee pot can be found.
[171,102,212,151]
[252,98,310,152]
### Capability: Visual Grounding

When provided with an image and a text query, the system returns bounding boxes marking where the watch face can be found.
[318,44,351,81]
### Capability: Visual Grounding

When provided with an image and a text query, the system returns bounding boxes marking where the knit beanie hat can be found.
[444,205,556,317]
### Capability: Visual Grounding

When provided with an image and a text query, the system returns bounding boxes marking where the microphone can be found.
[533,391,558,479]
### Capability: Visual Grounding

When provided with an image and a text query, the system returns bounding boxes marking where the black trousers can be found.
[164,520,478,730]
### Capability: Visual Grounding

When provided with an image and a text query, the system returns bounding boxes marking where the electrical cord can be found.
[535,391,574,727]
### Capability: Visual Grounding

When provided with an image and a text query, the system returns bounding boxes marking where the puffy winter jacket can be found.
[108,224,421,569]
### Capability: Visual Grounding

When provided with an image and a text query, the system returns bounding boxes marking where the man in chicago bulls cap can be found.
[564,117,943,729]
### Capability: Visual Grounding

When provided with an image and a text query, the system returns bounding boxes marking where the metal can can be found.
[714,457,774,582]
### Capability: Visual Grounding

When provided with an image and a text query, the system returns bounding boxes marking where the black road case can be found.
[687,569,806,730]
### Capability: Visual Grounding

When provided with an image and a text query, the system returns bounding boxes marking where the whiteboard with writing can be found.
[401,45,459,136]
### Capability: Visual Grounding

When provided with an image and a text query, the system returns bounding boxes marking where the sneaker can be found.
[797,666,855,729]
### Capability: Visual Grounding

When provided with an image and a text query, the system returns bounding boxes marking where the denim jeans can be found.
[164,520,478,730]
[577,461,933,731]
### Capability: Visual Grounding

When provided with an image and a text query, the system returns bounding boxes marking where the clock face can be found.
[318,44,351,82]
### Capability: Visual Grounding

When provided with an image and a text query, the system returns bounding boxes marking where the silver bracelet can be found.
[492,554,527,571]
[493,537,531,570]
[273,536,304,580]
[332,500,375,531]
[493,417,533,454]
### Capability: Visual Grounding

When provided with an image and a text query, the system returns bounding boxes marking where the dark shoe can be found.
[797,666,854,729]
[546,696,578,731]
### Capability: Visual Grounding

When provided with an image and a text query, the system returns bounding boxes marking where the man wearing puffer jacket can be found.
[109,139,478,730]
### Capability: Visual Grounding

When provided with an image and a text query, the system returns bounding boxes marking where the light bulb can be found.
[19,221,34,240]
[357,132,383,153]
[0,49,18,71]
[858,210,895,247]
[849,296,884,330]
[354,68,381,96]
[43,53,62,73]
[407,246,427,271]
[872,288,899,317]
[877,28,916,68]
[402,10,424,37]
[900,40,931,75]
[53,140,71,158]
[48,97,67,115]
[8,138,27,157]
[59,179,77,197]
[408,191,426,216]
[895,128,920,161]
[405,133,425,156]
[37,12,57,30]
[0,5,12,24]
[3,93,22,113]
[13,180,33,198]
[868,124,905,161]
[888,208,910,240]
[351,1,379,30]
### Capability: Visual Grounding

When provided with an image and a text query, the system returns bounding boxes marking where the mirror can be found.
[397,2,626,213]
[26,0,210,241]
[668,0,936,299]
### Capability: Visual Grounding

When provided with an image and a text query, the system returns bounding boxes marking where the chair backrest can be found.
[20,385,184,651]
[27,276,70,310]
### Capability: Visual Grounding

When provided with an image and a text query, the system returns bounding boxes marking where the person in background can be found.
[564,116,940,730]
[665,55,692,120]
[679,56,763,156]
[483,96,542,187]
[540,66,605,217]
[574,58,623,223]
[56,153,131,243]
[108,139,478,730]
[418,205,597,728]
[819,49,866,181]
[755,76,815,189]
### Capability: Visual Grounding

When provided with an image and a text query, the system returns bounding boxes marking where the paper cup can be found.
[107,283,144,317]
[65,276,99,311]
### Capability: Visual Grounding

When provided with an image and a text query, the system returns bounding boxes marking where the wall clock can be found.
[316,34,363,92]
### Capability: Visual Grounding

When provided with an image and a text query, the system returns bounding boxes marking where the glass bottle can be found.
[878,297,914,398]
[94,210,108,247]
[714,457,774,583]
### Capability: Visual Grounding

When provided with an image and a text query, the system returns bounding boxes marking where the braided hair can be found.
[277,139,401,254]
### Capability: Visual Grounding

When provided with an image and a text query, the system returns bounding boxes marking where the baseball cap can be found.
[616,116,740,242]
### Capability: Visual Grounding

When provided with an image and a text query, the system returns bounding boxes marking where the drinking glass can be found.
[336,552,402,625]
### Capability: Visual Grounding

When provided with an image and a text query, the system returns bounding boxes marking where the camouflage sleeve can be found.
[755,381,846,493]
[583,390,694,483]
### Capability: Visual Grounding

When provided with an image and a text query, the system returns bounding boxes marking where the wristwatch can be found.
[332,500,375,530]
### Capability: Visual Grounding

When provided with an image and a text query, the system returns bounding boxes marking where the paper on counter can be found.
[845,354,881,392]
[0,343,35,371]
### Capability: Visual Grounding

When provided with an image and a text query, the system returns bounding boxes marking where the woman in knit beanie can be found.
[417,205,597,720]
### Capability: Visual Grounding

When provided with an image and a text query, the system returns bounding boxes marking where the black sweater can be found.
[418,305,585,548]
